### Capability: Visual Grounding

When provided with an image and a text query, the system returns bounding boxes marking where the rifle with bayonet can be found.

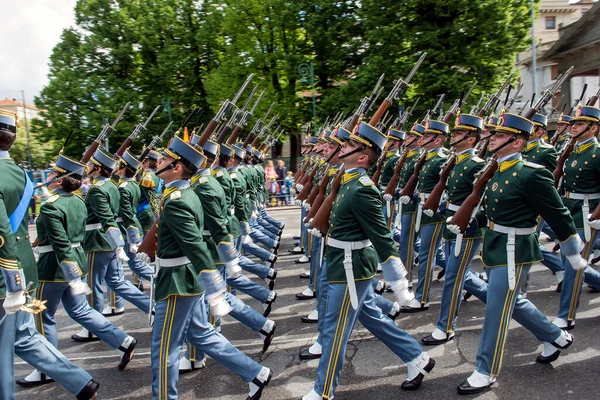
[194,74,254,148]
[216,86,258,144]
[241,103,275,147]
[116,105,161,157]
[81,102,130,163]
[227,90,265,145]
[139,121,174,162]
[346,74,385,131]
[251,113,278,147]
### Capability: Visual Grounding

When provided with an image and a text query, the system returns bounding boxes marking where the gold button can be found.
[576,175,579,178]
[495,199,499,203]
[513,173,517,176]
[460,173,463,177]
[464,167,467,170]
[484,196,488,200]
[500,189,503,193]
[493,208,496,211]
[505,181,509,185]
[585,161,589,165]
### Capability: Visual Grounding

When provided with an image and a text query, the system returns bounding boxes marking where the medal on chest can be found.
[571,160,577,168]
[492,182,499,192]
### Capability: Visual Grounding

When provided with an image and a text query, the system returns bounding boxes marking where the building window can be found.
[545,16,556,30]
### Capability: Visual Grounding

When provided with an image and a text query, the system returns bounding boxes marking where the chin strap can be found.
[325,145,341,163]
[491,135,517,154]
[155,160,179,176]
[450,132,475,148]
[338,144,365,160]
[420,135,437,148]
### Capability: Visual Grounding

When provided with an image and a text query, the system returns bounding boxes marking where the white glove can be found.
[303,201,310,211]
[3,291,26,314]
[389,280,414,306]
[290,189,296,196]
[304,221,311,228]
[423,208,434,217]
[296,184,304,192]
[311,228,323,238]
[68,279,93,296]
[251,211,258,220]
[242,235,254,245]
[566,254,587,270]
[115,247,129,263]
[137,252,151,264]
[208,293,233,318]
[383,193,393,202]
[400,195,411,205]
[294,199,302,206]
[33,246,40,257]
[226,260,242,279]
[129,243,140,254]
[587,214,600,230]
[446,217,462,235]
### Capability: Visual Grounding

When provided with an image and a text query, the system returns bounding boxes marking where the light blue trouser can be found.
[399,213,418,281]
[463,267,563,376]
[152,294,198,399]
[308,234,323,292]
[242,241,273,262]
[86,250,150,313]
[558,229,600,322]
[238,255,270,279]
[415,222,445,304]
[539,244,564,273]
[111,241,156,309]
[369,278,396,315]
[249,228,276,249]
[36,280,127,349]
[0,303,93,399]
[436,238,482,334]
[259,207,283,228]
[300,208,309,254]
[314,280,422,398]
[315,258,328,347]
[254,223,278,239]
[220,264,271,304]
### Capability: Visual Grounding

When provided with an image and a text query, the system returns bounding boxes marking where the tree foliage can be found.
[34,0,533,159]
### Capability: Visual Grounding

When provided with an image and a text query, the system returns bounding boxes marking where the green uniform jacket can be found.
[138,169,161,232]
[326,165,342,196]
[326,170,397,283]
[239,164,256,215]
[399,149,422,214]
[84,178,122,252]
[255,163,269,202]
[191,171,231,265]
[443,150,485,241]
[213,166,240,238]
[417,148,448,225]
[0,158,37,298]
[522,140,557,171]
[230,166,250,223]
[479,156,577,268]
[379,151,399,188]
[36,191,88,281]
[555,135,570,153]
[118,179,143,244]
[562,138,600,230]
[155,184,213,301]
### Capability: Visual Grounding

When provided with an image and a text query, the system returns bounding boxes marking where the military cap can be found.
[492,113,533,138]
[557,114,573,125]
[424,119,449,136]
[162,136,206,170]
[120,149,142,171]
[0,110,17,133]
[219,143,235,158]
[453,114,483,131]
[388,128,406,141]
[573,105,600,123]
[202,139,220,159]
[350,122,387,154]
[53,154,86,178]
[409,123,425,137]
[336,127,351,142]
[531,113,548,128]
[233,143,246,159]
[147,150,161,160]
[91,148,118,170]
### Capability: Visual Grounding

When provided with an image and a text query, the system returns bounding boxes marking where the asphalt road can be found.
[15,206,600,399]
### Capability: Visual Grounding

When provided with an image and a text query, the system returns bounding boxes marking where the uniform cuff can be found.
[381,256,408,283]
[2,268,26,292]
[106,227,125,249]
[559,233,583,257]
[60,260,83,281]
[126,226,141,244]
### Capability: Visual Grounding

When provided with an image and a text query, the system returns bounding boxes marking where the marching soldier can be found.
[138,150,163,234]
[74,148,149,341]
[554,113,573,153]
[20,154,137,386]
[0,110,99,400]
[379,127,403,228]
[555,105,600,330]
[446,113,583,394]
[421,113,485,345]
[399,119,448,312]
[145,137,271,399]
[303,123,433,399]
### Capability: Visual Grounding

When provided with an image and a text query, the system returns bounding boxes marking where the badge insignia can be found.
[575,107,583,117]
[170,191,181,200]
[451,171,455,178]
[492,182,499,192]
[455,116,461,127]
[571,160,577,168]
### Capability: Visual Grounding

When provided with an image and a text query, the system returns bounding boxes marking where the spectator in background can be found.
[264,160,277,182]
[275,160,287,204]
[284,171,294,205]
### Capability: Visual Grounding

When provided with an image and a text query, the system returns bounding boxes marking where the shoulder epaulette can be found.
[170,190,182,200]
[94,180,105,187]
[523,161,544,169]
[359,175,374,186]
[472,156,485,163]
[119,181,128,188]
[46,194,60,203]
[230,173,237,180]
[141,172,155,188]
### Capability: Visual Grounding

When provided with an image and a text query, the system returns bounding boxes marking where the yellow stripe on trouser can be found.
[159,296,177,400]
[387,201,394,231]
[189,345,196,363]
[308,233,313,257]
[110,288,117,309]
[446,239,474,333]
[35,282,45,336]
[405,213,416,279]
[323,287,351,399]
[568,234,594,321]
[490,266,523,376]
[422,222,443,304]
[86,252,96,308]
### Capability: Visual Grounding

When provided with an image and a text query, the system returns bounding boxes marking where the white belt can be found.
[564,192,600,242]
[246,194,250,198]
[116,217,123,222]
[488,222,536,291]
[38,242,81,254]
[564,192,600,200]
[155,256,191,268]
[327,238,372,311]
[230,207,235,216]
[85,223,102,231]
[447,203,460,212]
[202,230,210,236]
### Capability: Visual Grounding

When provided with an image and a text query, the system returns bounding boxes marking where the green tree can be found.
[10,125,57,169]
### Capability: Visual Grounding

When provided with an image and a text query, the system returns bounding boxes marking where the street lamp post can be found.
[531,0,537,98]
[298,62,317,131]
